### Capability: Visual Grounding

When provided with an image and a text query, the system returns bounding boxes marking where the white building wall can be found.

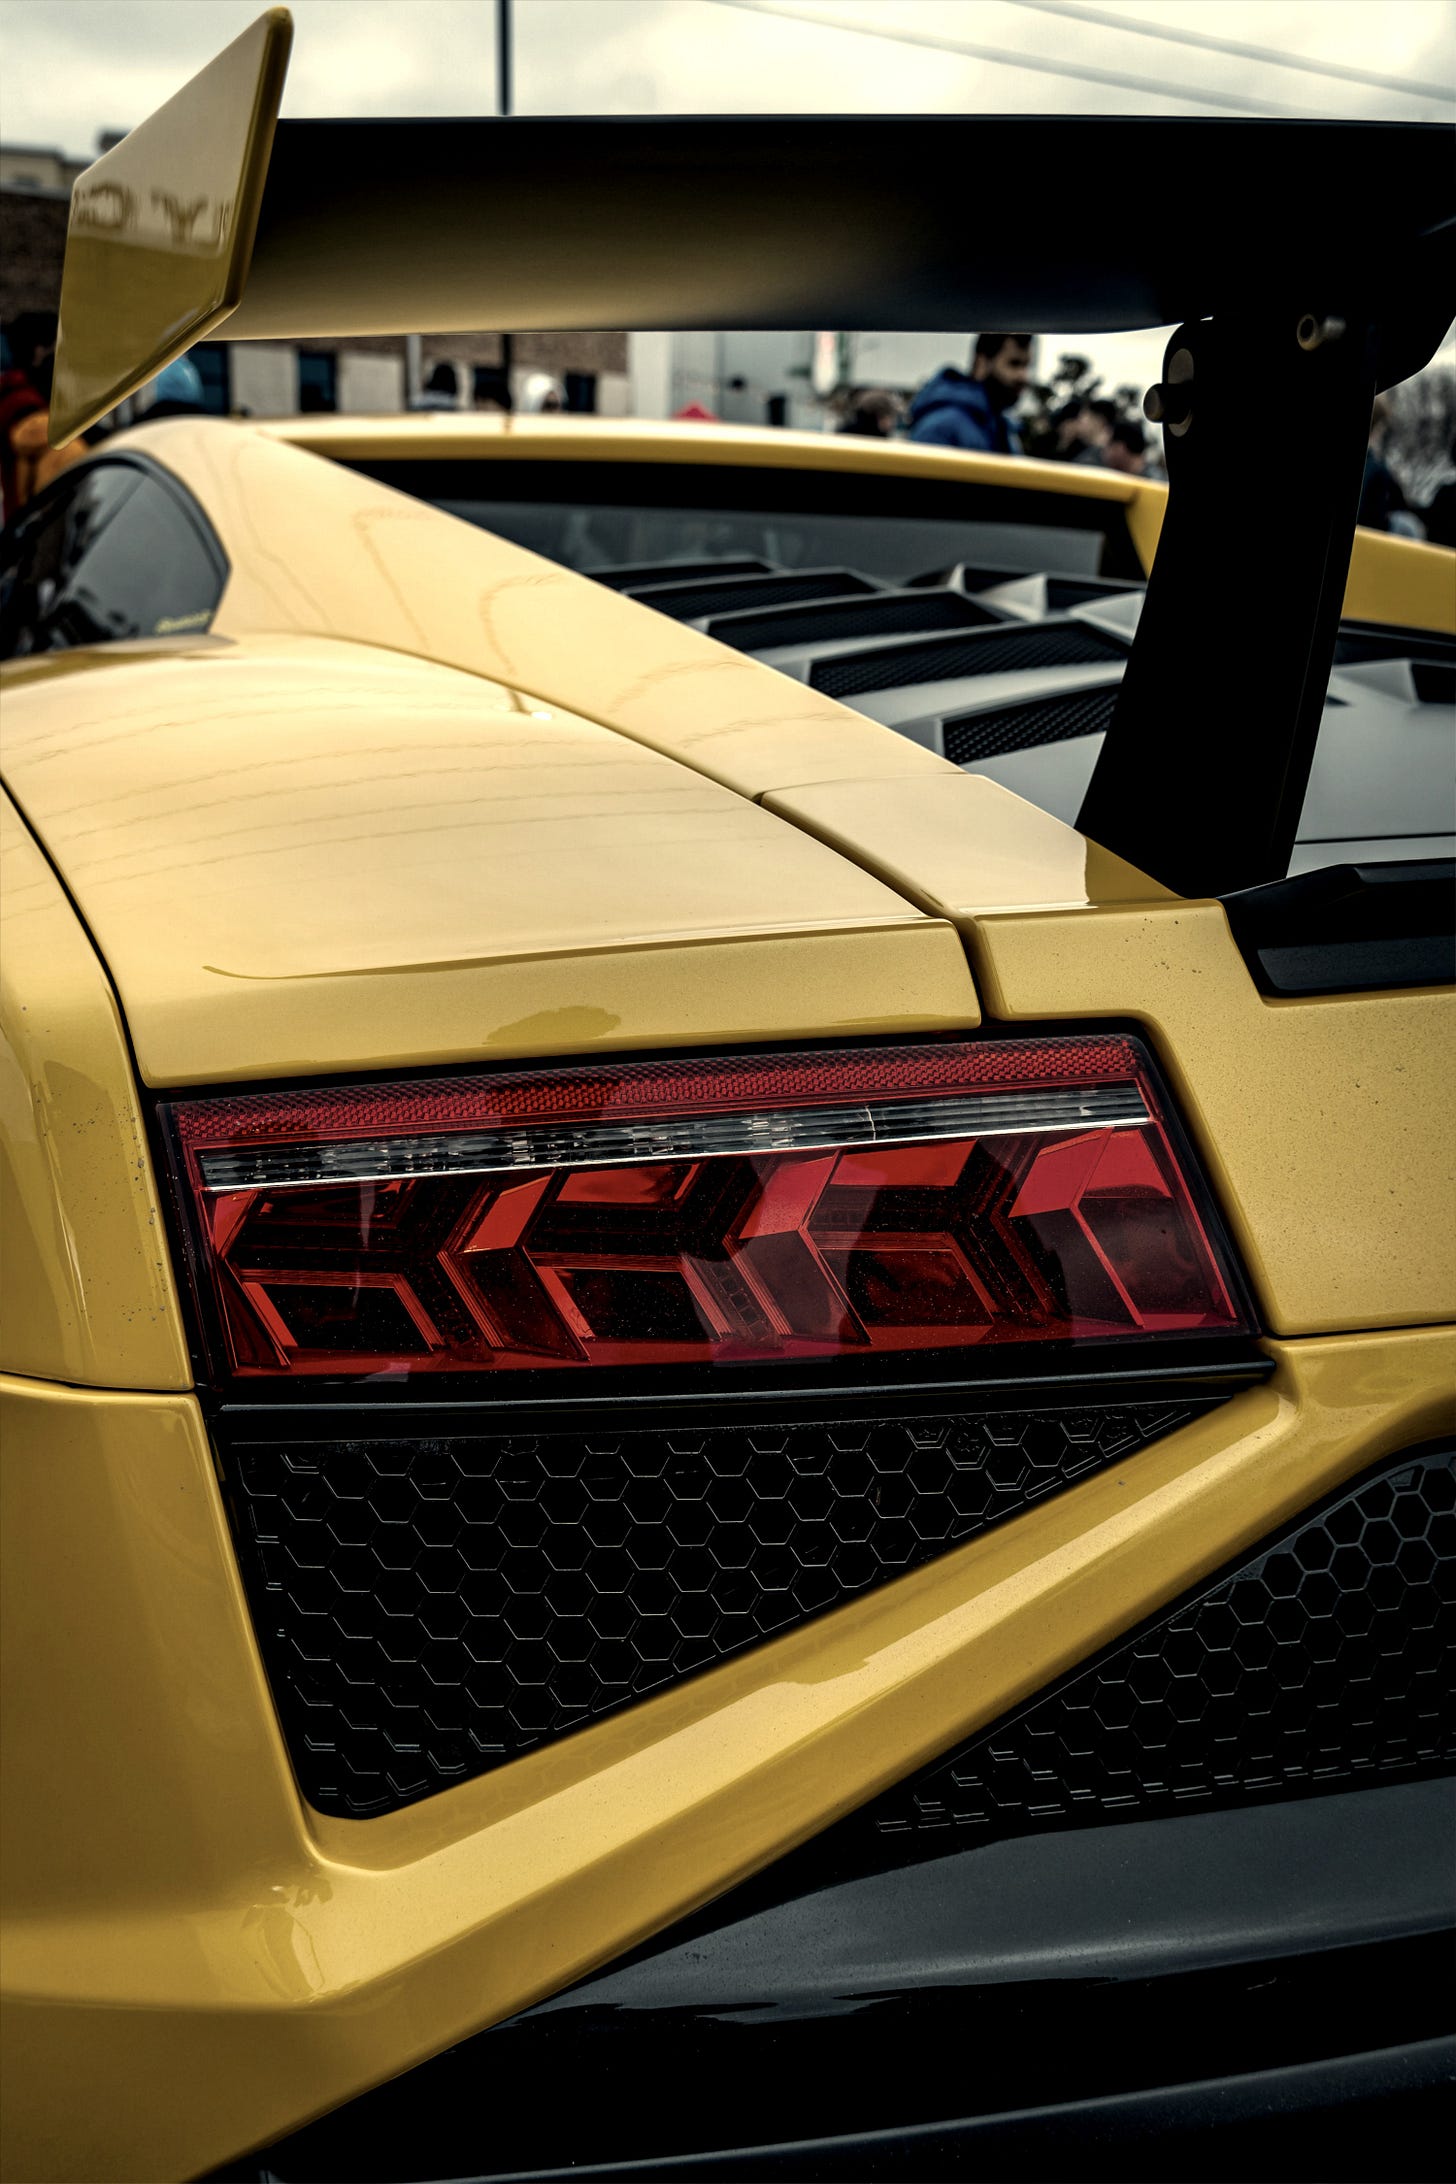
[627,332,673,419]
[848,330,966,394]
[229,344,298,419]
[338,350,405,412]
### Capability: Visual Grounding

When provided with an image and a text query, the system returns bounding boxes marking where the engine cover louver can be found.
[703,587,993,651]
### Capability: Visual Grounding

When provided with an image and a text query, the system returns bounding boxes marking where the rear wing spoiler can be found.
[50,6,1453,445]
[47,8,1456,900]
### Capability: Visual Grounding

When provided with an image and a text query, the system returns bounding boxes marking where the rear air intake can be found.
[161,1035,1247,1385]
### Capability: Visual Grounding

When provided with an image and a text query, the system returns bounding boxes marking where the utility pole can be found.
[497,0,514,408]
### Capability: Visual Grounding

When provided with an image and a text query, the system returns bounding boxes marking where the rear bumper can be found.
[3,1326,1453,2183]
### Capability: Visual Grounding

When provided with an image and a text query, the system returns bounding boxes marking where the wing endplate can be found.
[49,7,291,445]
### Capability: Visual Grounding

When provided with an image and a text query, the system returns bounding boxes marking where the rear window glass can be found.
[343,457,1138,584]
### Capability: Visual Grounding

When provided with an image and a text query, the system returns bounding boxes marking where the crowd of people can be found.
[837,332,1157,477]
[839,332,1456,537]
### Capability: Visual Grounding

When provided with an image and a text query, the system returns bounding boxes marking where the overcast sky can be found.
[4,0,1453,141]
[3,0,1452,390]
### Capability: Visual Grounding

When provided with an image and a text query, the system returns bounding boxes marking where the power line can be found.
[1004,0,1451,105]
[704,0,1307,115]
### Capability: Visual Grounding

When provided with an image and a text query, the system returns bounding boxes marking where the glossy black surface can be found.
[253,117,1450,377]
[1074,296,1440,896]
[1223,858,1456,997]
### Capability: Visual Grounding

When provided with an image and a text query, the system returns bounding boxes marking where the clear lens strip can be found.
[197,1083,1148,1192]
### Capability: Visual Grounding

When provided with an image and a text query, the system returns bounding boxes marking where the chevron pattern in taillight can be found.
[160,1036,1248,1383]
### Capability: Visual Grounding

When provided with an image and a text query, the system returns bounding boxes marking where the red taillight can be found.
[159,1037,1248,1382]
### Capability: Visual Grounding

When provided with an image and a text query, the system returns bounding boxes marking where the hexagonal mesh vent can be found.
[222,1396,1204,1816]
[868,1446,1456,1845]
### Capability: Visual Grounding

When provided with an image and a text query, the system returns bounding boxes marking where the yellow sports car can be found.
[2,11,1453,2183]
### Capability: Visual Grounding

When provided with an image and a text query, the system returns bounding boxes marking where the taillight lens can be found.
[159,1036,1248,1382]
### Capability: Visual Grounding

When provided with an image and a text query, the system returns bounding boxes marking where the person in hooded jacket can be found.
[907,333,1033,455]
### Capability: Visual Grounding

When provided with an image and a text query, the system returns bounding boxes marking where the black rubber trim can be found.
[1223,858,1455,995]
[213,1350,1270,1425]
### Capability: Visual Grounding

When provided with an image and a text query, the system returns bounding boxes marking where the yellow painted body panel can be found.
[4,1330,1452,2183]
[766,773,1456,1336]
[0,792,189,1387]
[131,416,954,798]
[50,10,291,444]
[0,632,976,1086]
[266,411,1455,633]
[1342,523,1456,634]
[265,409,1157,502]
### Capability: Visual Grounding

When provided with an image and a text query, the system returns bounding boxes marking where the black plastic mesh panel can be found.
[224,1397,1204,1817]
[943,685,1119,765]
[587,557,772,590]
[627,570,875,621]
[707,589,992,653]
[810,621,1126,700]
[868,1446,1456,1845]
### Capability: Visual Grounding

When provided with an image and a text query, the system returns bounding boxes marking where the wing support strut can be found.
[1077,309,1378,901]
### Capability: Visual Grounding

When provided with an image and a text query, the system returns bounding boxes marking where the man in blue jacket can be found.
[908,334,1034,453]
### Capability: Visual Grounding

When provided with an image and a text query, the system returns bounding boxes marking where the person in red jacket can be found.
[1,312,88,524]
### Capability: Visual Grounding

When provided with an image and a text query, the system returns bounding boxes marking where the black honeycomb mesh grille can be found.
[809,621,1125,700]
[224,1396,1205,1818]
[707,589,991,652]
[867,1446,1456,1847]
[627,570,874,620]
[943,685,1119,766]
